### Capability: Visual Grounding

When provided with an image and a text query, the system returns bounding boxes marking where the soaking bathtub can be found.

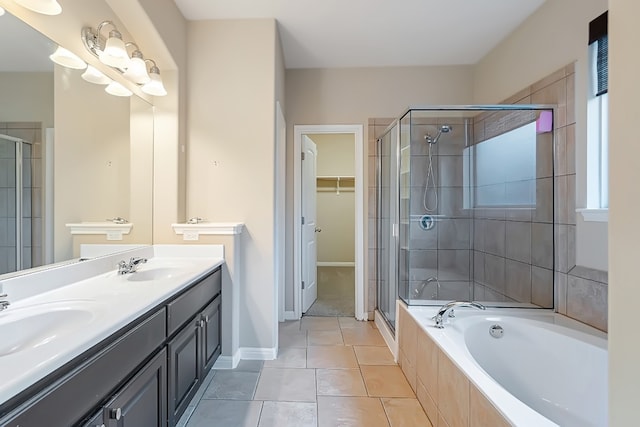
[404,306,607,427]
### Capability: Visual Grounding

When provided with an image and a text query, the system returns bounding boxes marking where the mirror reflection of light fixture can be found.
[13,0,61,15]
[0,7,5,16]
[122,43,150,84]
[49,46,87,70]
[93,21,130,69]
[105,81,132,97]
[141,60,167,97]
[81,65,111,85]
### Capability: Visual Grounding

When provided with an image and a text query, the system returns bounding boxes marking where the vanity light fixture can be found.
[13,0,61,15]
[141,60,167,97]
[81,21,167,96]
[105,81,132,97]
[81,65,111,85]
[49,46,87,70]
[122,43,150,84]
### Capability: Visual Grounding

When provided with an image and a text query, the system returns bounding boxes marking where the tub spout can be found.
[433,301,485,328]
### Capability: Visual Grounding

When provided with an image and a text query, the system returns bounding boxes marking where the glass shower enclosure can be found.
[0,134,35,274]
[377,106,555,331]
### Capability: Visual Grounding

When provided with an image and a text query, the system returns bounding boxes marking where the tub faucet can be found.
[433,301,486,328]
[0,294,9,311]
[117,257,148,275]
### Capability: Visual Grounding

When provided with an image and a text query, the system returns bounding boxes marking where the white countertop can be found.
[0,245,224,407]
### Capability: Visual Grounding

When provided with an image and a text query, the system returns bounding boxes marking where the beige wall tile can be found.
[417,379,439,427]
[531,67,566,93]
[438,352,469,427]
[469,383,510,427]
[382,398,433,427]
[531,79,567,128]
[360,365,415,398]
[400,350,417,393]
[416,328,439,405]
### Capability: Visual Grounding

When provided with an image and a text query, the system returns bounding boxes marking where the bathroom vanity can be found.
[0,246,224,427]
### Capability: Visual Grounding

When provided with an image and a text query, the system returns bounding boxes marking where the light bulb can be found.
[122,53,150,84]
[141,66,167,96]
[99,30,130,69]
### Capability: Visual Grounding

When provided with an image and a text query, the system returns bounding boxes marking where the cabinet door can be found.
[168,320,201,425]
[82,410,106,427]
[104,348,167,427]
[201,294,221,373]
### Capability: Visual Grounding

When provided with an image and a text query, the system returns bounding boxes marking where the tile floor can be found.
[178,316,432,427]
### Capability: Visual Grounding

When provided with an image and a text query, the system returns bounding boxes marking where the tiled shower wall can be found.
[370,64,608,332]
[0,122,43,274]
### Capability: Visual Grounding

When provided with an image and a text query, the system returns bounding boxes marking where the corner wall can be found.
[187,19,279,352]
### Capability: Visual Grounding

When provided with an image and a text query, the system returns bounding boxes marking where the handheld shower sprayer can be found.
[424,125,452,145]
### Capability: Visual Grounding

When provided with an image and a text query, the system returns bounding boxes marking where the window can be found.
[583,11,609,221]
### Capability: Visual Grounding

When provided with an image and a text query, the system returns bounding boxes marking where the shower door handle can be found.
[315,227,322,233]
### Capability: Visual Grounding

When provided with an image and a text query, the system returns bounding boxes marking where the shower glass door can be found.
[0,134,33,274]
[377,123,398,330]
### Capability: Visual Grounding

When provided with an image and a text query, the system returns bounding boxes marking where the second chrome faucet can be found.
[433,301,486,328]
[117,257,148,275]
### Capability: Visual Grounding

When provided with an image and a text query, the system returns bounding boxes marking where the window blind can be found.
[589,11,608,96]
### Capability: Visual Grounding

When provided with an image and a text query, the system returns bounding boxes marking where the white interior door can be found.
[302,135,318,313]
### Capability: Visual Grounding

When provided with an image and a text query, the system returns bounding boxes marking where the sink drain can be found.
[489,324,504,339]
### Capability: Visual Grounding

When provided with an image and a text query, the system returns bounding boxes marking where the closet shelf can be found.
[316,176,355,193]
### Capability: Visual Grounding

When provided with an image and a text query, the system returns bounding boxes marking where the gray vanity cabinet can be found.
[167,271,222,426]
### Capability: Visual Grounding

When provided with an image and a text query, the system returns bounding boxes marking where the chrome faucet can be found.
[107,217,129,224]
[187,217,204,224]
[0,294,9,311]
[117,257,148,275]
[433,301,486,328]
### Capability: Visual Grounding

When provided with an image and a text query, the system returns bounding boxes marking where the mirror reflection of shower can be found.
[422,125,452,212]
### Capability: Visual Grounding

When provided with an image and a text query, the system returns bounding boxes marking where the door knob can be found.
[315,227,322,232]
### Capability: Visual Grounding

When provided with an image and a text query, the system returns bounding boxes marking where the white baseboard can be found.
[213,350,241,369]
[375,310,398,362]
[240,347,277,361]
[316,262,355,267]
[284,311,298,320]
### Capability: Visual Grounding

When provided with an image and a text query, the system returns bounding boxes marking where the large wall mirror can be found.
[0,10,154,276]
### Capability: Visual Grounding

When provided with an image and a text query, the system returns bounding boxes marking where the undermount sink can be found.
[126,267,184,282]
[0,303,96,357]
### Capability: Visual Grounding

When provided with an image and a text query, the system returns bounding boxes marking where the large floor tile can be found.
[316,368,367,396]
[360,366,415,398]
[264,347,307,368]
[186,400,262,427]
[342,327,386,346]
[381,398,432,427]
[301,316,341,331]
[339,317,375,329]
[354,346,396,365]
[257,401,318,427]
[233,360,265,372]
[279,330,308,348]
[279,320,301,333]
[318,396,390,427]
[202,371,260,400]
[308,329,344,345]
[307,345,359,369]
[254,368,317,402]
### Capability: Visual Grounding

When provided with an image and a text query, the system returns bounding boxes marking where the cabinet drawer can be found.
[1,309,166,427]
[167,268,221,336]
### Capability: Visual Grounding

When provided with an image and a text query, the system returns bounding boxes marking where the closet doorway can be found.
[294,125,365,320]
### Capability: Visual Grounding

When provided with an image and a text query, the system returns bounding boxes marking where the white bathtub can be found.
[407,307,608,427]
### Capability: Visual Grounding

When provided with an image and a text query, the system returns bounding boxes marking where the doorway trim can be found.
[293,124,365,320]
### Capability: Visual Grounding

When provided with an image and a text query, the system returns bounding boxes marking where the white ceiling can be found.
[174,0,547,69]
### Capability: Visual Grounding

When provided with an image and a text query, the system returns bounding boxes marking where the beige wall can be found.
[187,19,279,350]
[473,0,608,271]
[0,72,54,128]
[609,0,639,424]
[285,65,474,311]
[312,133,356,263]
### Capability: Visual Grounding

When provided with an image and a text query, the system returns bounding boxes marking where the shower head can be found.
[424,125,452,144]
